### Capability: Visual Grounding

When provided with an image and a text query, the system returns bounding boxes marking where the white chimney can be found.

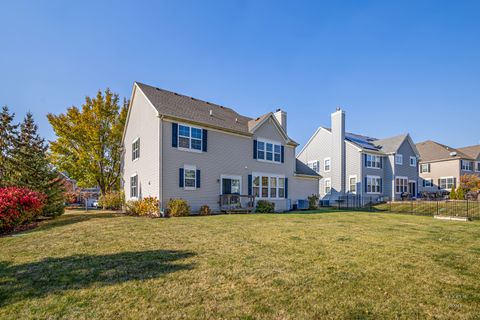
[331,108,346,197]
[274,108,287,132]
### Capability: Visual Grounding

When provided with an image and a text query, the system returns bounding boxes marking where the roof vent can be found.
[235,117,238,123]
[209,110,213,116]
[450,151,457,157]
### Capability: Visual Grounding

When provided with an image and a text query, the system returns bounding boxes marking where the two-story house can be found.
[417,141,480,193]
[297,109,420,203]
[121,82,320,213]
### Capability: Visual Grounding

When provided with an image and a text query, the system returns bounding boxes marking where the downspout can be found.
[158,115,164,214]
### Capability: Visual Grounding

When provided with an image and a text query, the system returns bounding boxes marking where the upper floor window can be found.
[130,174,138,198]
[366,154,382,169]
[308,160,320,173]
[324,158,331,172]
[420,163,430,173]
[179,124,202,151]
[461,160,473,171]
[395,154,403,165]
[132,138,140,161]
[257,140,282,163]
[410,156,417,167]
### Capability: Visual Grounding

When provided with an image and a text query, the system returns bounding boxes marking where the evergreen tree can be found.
[0,106,18,185]
[456,186,465,200]
[449,186,457,200]
[9,113,65,217]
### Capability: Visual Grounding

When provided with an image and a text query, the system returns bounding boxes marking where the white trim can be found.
[251,172,286,200]
[256,139,282,164]
[394,176,408,194]
[177,123,203,153]
[409,156,417,167]
[366,175,381,194]
[348,175,357,193]
[220,174,242,195]
[439,176,455,190]
[323,157,331,172]
[395,154,403,165]
[132,137,140,162]
[324,177,332,194]
[130,173,139,199]
[307,160,320,173]
[250,114,292,144]
[183,164,197,191]
[365,154,382,169]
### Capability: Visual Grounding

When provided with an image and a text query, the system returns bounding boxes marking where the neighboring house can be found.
[417,141,480,193]
[121,82,320,213]
[297,109,420,203]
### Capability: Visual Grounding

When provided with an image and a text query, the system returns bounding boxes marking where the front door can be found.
[409,181,416,197]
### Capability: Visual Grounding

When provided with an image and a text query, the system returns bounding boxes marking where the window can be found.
[132,138,140,161]
[477,162,480,172]
[252,174,285,198]
[395,177,408,194]
[420,163,430,173]
[461,160,473,171]
[184,165,197,190]
[178,124,202,151]
[349,176,357,193]
[410,156,417,167]
[307,160,320,173]
[366,154,382,168]
[257,140,282,163]
[424,179,433,187]
[324,178,331,194]
[395,154,403,165]
[130,175,138,198]
[324,158,331,172]
[439,177,455,190]
[366,176,381,193]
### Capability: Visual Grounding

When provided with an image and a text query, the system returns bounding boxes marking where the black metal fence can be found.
[329,195,480,220]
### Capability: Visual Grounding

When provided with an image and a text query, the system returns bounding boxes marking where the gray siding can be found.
[345,143,362,196]
[122,86,160,200]
[392,139,419,200]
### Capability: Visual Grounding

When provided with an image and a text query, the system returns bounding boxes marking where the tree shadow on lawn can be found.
[0,249,196,306]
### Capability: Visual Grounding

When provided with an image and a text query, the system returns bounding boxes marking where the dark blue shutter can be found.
[364,154,367,167]
[285,178,288,198]
[179,168,184,187]
[364,177,367,193]
[453,177,457,189]
[281,145,285,163]
[248,174,252,196]
[379,178,383,193]
[196,169,201,188]
[172,123,178,147]
[202,129,208,152]
[253,140,258,159]
[379,157,383,168]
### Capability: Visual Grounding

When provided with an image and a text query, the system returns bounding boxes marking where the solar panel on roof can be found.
[345,133,380,151]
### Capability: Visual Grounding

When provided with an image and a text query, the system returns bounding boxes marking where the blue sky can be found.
[1,0,479,149]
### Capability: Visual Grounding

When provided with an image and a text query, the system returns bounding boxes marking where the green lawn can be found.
[1,210,480,319]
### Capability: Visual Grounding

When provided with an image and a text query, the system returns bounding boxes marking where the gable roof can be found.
[416,140,473,162]
[135,82,297,145]
[295,159,321,178]
[457,145,480,160]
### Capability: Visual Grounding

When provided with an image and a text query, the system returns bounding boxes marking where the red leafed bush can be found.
[0,187,46,232]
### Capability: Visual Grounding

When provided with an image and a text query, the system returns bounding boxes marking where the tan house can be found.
[121,82,320,213]
[416,141,480,193]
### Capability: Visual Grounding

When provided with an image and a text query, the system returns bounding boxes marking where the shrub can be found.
[167,199,190,217]
[125,197,160,217]
[0,187,45,232]
[449,187,457,200]
[456,186,465,200]
[98,191,125,210]
[199,205,211,216]
[308,194,319,210]
[256,200,275,213]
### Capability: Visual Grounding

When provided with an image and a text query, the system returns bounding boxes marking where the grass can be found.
[374,201,480,219]
[1,209,480,319]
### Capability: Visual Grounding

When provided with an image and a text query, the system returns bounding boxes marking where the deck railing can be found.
[219,194,255,213]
